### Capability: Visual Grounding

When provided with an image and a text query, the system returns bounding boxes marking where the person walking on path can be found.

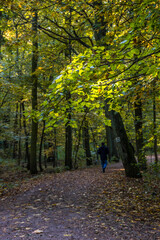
[97,142,109,173]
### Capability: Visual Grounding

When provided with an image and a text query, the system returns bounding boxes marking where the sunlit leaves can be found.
[1,0,160,155]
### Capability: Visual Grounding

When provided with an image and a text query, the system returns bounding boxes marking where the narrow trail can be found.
[0,162,159,240]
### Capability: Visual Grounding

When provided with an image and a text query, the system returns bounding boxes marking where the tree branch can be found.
[44,17,92,48]
[0,90,9,108]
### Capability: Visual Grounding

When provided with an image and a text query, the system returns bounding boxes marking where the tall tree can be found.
[92,0,141,177]
[65,6,73,169]
[30,8,38,174]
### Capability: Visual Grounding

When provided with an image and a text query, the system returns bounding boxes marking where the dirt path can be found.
[0,163,159,240]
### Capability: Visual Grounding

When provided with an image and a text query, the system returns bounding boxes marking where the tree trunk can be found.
[106,126,119,162]
[134,96,147,170]
[65,91,72,169]
[153,79,158,164]
[30,9,38,174]
[52,127,57,168]
[18,102,22,165]
[93,0,106,46]
[39,120,45,172]
[83,119,92,166]
[13,103,18,159]
[22,101,30,169]
[74,124,82,168]
[0,11,2,60]
[109,109,141,178]
[65,7,73,170]
[65,118,72,169]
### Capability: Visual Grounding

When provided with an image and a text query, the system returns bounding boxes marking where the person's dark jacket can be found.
[97,145,109,161]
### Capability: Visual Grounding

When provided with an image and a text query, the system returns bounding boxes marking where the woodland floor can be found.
[0,162,160,240]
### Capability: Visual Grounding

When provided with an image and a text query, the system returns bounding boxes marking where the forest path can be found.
[0,162,159,240]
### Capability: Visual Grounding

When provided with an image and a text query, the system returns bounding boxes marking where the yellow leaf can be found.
[33,229,43,234]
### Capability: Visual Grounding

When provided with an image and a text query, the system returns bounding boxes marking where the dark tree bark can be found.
[30,9,38,174]
[93,0,107,46]
[83,119,92,166]
[39,120,45,172]
[22,101,30,169]
[53,127,57,168]
[13,103,18,159]
[18,102,22,165]
[74,124,82,168]
[134,96,147,170]
[109,109,141,178]
[0,11,2,60]
[65,91,73,169]
[65,118,72,169]
[106,126,119,162]
[153,79,158,164]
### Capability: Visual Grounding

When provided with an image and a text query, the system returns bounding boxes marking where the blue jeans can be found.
[101,159,107,171]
